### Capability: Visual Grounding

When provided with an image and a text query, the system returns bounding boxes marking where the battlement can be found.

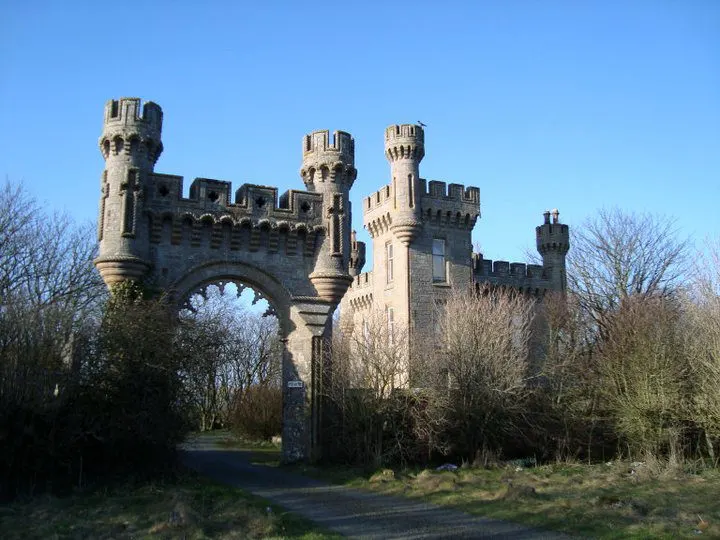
[423,180,480,203]
[147,174,324,227]
[385,124,424,144]
[472,253,551,292]
[303,130,354,163]
[536,209,570,254]
[104,98,162,133]
[384,124,425,161]
[363,184,393,213]
[349,271,374,291]
[349,230,366,277]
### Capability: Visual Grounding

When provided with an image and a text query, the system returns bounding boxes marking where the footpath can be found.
[180,434,573,539]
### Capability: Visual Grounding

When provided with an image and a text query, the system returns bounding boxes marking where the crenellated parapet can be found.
[384,124,425,162]
[472,253,552,295]
[147,174,324,225]
[536,209,570,291]
[536,209,570,255]
[343,271,374,310]
[300,130,356,190]
[363,184,393,238]
[348,230,366,277]
[99,98,163,166]
[95,97,358,305]
[420,179,480,230]
[144,176,326,257]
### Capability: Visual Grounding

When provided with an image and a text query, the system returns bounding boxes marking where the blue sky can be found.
[1,1,718,268]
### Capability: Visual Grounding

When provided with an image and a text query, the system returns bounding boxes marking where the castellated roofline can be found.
[302,130,355,163]
[363,179,480,214]
[384,124,425,162]
[472,253,553,292]
[145,173,324,228]
[384,124,425,144]
[103,97,162,133]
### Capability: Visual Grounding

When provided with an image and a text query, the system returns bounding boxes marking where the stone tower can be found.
[344,123,480,383]
[385,124,425,245]
[93,97,364,462]
[300,130,357,303]
[536,209,570,291]
[96,98,163,285]
[340,123,569,385]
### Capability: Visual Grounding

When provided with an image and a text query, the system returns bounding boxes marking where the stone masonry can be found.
[95,98,358,463]
[94,99,569,460]
[339,123,570,379]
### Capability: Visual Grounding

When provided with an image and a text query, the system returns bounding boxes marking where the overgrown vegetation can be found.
[0,182,283,501]
[327,208,720,470]
[5,173,720,539]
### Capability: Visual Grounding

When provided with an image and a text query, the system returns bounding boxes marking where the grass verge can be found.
[0,470,338,539]
[293,459,720,539]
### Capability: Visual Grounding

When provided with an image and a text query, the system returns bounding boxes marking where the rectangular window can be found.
[433,239,446,282]
[386,242,394,283]
[362,319,370,349]
[386,307,395,345]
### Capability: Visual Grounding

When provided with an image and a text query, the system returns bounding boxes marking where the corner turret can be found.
[95,98,164,286]
[300,130,356,303]
[348,230,366,277]
[385,124,425,244]
[536,209,570,291]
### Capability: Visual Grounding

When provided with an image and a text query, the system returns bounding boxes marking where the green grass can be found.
[294,459,720,539]
[0,471,339,539]
[185,431,720,538]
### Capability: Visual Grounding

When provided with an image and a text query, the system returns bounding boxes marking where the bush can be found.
[0,287,191,501]
[231,385,282,441]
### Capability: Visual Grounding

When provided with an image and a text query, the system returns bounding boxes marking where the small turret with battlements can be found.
[385,124,425,244]
[95,97,164,285]
[536,209,570,291]
[300,130,358,302]
[348,230,366,277]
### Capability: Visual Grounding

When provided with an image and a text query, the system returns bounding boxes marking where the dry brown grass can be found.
[336,460,720,539]
[0,472,337,539]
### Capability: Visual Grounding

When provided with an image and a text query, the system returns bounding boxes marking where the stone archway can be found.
[168,261,332,462]
[93,98,366,462]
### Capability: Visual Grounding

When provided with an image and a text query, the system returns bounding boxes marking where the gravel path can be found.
[180,434,574,539]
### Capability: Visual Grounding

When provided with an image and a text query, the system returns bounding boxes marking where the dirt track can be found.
[180,433,573,539]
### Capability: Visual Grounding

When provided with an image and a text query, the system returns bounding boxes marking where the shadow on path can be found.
[180,435,574,539]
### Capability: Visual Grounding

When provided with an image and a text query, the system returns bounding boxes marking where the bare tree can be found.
[0,180,104,314]
[432,287,536,459]
[343,308,409,396]
[176,285,280,431]
[687,239,720,460]
[328,310,449,465]
[0,181,105,411]
[568,208,690,329]
[595,293,689,459]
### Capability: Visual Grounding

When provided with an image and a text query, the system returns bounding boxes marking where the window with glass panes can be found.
[432,239,446,282]
[386,242,394,283]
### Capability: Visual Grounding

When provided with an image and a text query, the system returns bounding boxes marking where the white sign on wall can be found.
[287,380,304,388]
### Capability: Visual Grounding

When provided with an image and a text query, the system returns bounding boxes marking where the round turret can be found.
[385,124,425,244]
[99,98,163,168]
[384,124,425,163]
[300,130,356,191]
[95,98,164,287]
[301,130,356,303]
[536,209,570,291]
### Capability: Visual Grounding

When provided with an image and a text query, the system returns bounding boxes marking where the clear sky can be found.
[1,1,718,268]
